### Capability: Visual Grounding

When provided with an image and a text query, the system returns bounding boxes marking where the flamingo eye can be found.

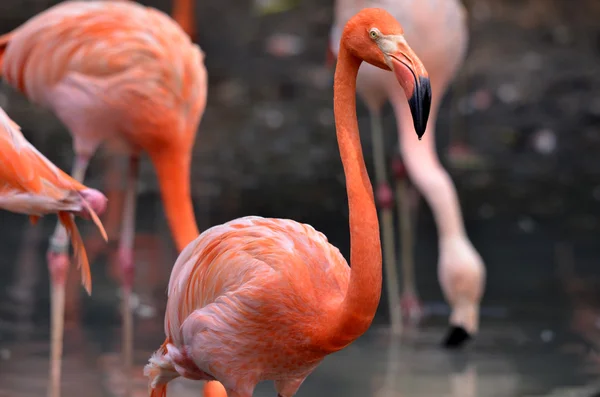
[369,29,379,39]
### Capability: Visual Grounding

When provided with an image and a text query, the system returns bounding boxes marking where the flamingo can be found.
[0,104,108,393]
[144,8,431,397]
[0,1,207,396]
[329,0,485,346]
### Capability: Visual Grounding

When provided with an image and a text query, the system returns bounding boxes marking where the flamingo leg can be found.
[368,109,402,335]
[172,0,195,40]
[118,155,139,397]
[395,176,422,322]
[46,155,90,397]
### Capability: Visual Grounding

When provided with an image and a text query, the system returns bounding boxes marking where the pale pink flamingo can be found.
[144,8,431,397]
[329,0,485,346]
[0,1,207,396]
[0,105,107,395]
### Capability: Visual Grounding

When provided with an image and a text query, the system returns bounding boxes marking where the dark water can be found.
[0,195,599,397]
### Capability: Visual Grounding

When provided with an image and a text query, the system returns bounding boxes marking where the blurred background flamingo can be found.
[0,1,207,396]
[0,105,107,397]
[329,0,485,346]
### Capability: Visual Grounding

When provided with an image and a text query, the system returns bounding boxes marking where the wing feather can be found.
[163,216,350,345]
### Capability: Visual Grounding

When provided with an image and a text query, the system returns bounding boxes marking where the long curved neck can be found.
[150,147,199,253]
[171,0,195,38]
[325,45,382,351]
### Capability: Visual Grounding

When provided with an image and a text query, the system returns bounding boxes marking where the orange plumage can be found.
[0,105,107,293]
[0,0,205,251]
[145,8,432,397]
[0,2,207,396]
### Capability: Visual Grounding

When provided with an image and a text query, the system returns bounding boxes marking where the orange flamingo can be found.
[145,8,431,397]
[0,1,207,396]
[0,104,108,394]
[329,0,486,346]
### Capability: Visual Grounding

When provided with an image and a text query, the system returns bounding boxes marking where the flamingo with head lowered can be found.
[0,104,107,397]
[145,7,431,397]
[0,2,207,396]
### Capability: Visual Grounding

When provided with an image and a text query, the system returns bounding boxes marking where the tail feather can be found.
[58,211,92,295]
[0,32,13,75]
[144,339,179,397]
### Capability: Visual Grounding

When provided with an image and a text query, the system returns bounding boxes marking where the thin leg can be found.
[172,0,195,39]
[391,87,485,345]
[48,267,66,397]
[47,155,90,397]
[395,176,422,322]
[85,153,126,266]
[369,109,402,335]
[119,156,140,397]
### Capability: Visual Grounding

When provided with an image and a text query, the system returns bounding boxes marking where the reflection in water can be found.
[372,335,480,397]
[0,310,599,396]
[556,242,600,376]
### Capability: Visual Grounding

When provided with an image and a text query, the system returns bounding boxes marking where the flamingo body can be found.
[0,2,207,395]
[1,1,206,167]
[150,216,349,394]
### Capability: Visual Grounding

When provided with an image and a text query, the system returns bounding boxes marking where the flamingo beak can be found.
[388,43,431,140]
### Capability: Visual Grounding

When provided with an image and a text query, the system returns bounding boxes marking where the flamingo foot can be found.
[399,292,423,323]
[442,326,472,349]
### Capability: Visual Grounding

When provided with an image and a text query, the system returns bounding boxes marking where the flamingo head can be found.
[342,8,432,139]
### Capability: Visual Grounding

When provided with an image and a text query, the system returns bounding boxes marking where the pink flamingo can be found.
[0,104,108,396]
[144,8,431,397]
[0,1,207,396]
[329,0,485,346]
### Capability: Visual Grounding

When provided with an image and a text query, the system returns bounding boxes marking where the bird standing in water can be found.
[145,8,431,397]
[0,1,207,396]
[329,0,485,346]
[0,104,107,396]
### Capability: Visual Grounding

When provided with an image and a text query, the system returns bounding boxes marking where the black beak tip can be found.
[408,76,432,140]
[442,325,472,349]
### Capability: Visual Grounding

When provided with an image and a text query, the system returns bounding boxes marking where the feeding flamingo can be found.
[0,104,108,394]
[144,7,431,397]
[329,0,485,346]
[0,1,207,396]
